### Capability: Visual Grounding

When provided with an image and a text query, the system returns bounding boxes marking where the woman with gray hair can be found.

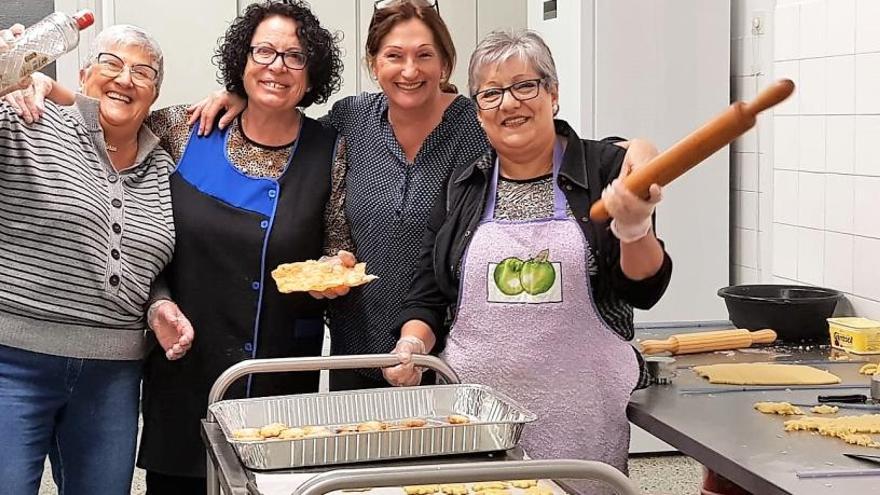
[387,30,672,491]
[0,23,184,494]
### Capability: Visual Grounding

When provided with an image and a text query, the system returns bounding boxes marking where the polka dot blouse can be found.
[324,92,488,372]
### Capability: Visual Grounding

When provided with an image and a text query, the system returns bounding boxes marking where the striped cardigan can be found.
[0,95,175,360]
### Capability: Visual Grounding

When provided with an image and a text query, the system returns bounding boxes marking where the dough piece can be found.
[693,363,841,385]
[258,422,287,438]
[403,485,439,495]
[400,418,428,428]
[278,427,306,439]
[473,490,509,495]
[811,405,840,415]
[272,260,377,293]
[523,486,554,495]
[438,484,468,495]
[509,480,538,489]
[471,482,507,491]
[357,421,387,432]
[754,402,803,415]
[447,414,471,425]
[232,428,262,441]
[859,363,879,375]
[302,425,332,438]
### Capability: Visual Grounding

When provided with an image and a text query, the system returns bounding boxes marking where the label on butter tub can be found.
[828,317,880,354]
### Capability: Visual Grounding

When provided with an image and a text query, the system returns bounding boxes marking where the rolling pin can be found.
[640,328,777,355]
[590,79,795,221]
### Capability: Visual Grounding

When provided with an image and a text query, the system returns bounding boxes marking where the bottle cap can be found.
[74,10,95,31]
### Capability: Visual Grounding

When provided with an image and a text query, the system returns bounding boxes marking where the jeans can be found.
[0,344,141,495]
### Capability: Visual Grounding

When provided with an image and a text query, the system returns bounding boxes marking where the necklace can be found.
[106,143,118,153]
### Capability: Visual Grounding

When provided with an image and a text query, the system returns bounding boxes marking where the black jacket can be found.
[397,120,672,349]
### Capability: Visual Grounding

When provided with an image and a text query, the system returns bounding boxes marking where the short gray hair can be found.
[83,24,164,91]
[468,29,558,97]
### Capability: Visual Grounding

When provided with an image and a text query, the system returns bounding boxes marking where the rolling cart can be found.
[203,354,640,495]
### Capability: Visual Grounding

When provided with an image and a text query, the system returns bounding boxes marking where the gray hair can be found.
[468,29,558,97]
[83,24,164,91]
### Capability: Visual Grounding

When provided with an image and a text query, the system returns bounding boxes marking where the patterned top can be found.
[325,92,489,374]
[146,106,351,254]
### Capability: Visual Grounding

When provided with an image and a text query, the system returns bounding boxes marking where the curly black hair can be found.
[214,0,343,108]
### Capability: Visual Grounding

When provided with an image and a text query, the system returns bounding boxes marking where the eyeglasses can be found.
[472,78,544,110]
[373,0,439,14]
[96,52,159,86]
[249,46,308,70]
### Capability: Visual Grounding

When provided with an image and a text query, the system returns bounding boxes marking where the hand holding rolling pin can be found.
[590,79,795,221]
[603,158,663,243]
[0,25,28,98]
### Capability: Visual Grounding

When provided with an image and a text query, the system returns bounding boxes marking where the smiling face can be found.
[242,15,309,113]
[476,57,558,158]
[372,18,446,111]
[80,43,158,131]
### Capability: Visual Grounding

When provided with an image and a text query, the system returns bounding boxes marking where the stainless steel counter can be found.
[628,329,880,495]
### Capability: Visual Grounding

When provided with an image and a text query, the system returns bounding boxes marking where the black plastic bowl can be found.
[717,284,841,343]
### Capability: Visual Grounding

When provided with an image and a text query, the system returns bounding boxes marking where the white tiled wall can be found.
[731,0,774,286]
[730,0,880,318]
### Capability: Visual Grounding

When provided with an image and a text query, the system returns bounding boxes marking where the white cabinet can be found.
[530,0,731,324]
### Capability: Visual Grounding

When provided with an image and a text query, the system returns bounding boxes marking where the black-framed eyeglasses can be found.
[472,78,544,110]
[373,0,439,14]
[96,52,159,86]
[249,45,308,70]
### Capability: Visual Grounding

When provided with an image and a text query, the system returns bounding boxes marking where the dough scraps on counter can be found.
[811,404,840,414]
[784,414,880,448]
[754,402,803,415]
[858,363,879,375]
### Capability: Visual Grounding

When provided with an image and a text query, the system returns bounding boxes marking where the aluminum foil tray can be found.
[209,384,536,470]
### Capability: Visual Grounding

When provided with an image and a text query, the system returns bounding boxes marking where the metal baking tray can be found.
[209,384,536,470]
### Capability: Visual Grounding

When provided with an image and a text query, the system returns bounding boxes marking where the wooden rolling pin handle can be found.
[640,339,676,354]
[589,79,795,222]
[749,328,777,345]
[743,79,795,115]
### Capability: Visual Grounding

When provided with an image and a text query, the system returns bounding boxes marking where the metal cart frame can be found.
[204,354,639,495]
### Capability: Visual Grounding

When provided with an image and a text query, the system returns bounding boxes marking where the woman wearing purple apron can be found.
[385,30,672,493]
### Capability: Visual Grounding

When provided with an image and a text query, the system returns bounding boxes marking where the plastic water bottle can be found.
[0,10,95,94]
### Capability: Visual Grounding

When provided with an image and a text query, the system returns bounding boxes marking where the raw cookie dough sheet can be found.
[692,363,841,385]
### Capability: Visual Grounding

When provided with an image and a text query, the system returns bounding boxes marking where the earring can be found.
[552,103,559,116]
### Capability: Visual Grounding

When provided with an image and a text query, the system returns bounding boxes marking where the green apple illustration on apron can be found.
[493,249,556,296]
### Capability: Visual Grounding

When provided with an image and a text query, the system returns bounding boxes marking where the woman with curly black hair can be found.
[7,1,351,492]
[132,1,351,492]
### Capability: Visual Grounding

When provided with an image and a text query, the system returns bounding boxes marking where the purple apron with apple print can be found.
[442,139,639,493]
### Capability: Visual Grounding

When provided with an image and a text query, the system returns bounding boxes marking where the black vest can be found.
[138,117,336,477]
